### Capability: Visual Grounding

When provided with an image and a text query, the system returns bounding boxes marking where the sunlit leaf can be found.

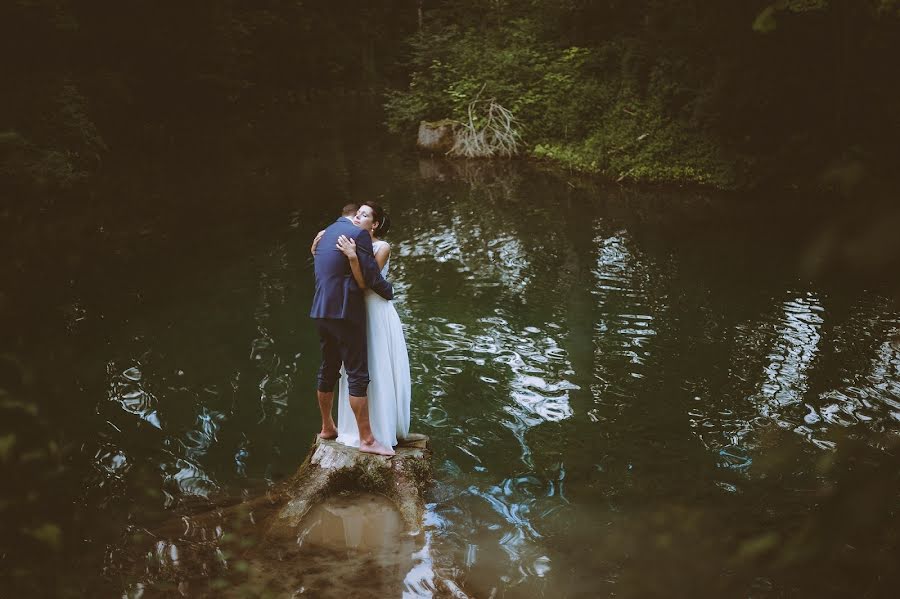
[20,448,47,463]
[0,434,15,460]
[753,6,778,33]
[25,523,63,551]
[0,399,38,416]
[735,531,780,561]
[782,0,829,12]
[755,0,829,33]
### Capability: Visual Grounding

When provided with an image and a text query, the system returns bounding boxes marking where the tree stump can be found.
[115,435,436,595]
[266,433,432,541]
[417,119,458,154]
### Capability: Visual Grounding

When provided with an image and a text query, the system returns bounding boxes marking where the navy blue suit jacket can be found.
[310,218,393,324]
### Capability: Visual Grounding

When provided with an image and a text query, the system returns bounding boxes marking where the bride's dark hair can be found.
[363,201,391,238]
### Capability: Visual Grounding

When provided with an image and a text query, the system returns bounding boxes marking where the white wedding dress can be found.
[336,240,411,448]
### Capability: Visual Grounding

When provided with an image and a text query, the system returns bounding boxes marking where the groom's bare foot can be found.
[359,440,395,457]
[318,426,338,440]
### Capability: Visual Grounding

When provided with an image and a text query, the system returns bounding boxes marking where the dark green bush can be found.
[385,0,900,190]
[385,15,737,187]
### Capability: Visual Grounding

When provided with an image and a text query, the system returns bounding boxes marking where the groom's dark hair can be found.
[341,203,358,217]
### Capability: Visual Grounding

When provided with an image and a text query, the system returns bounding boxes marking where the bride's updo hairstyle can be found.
[363,201,391,238]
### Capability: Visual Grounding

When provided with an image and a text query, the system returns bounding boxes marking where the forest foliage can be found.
[0,0,414,195]
[2,0,899,193]
[386,0,900,188]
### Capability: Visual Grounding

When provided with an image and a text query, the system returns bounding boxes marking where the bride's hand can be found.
[310,230,325,255]
[336,235,357,259]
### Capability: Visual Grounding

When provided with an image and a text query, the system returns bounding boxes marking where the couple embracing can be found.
[309,202,410,457]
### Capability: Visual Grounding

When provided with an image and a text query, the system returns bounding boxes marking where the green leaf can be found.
[25,523,63,551]
[782,0,829,13]
[753,6,778,33]
[0,399,38,416]
[735,531,780,561]
[0,434,15,461]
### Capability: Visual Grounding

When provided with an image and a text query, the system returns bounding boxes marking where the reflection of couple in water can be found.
[309,202,411,457]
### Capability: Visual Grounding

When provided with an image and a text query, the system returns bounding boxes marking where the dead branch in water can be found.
[449,90,521,159]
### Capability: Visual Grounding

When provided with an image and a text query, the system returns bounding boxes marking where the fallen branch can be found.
[449,93,521,159]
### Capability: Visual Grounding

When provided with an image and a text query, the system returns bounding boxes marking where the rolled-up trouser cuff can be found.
[317,378,337,393]
[347,378,370,397]
[315,317,369,397]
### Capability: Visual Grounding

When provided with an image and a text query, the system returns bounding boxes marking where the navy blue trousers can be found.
[314,318,369,397]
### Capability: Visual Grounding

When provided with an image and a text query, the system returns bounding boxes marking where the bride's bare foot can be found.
[359,439,395,456]
[318,426,338,440]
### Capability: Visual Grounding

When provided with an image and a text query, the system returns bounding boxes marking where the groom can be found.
[310,203,395,456]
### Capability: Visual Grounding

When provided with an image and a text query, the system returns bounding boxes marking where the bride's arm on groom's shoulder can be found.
[374,243,390,271]
[310,230,325,256]
[336,235,366,289]
[348,258,367,290]
[352,230,393,300]
[342,240,391,293]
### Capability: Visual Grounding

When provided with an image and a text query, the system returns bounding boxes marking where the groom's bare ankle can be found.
[318,423,338,439]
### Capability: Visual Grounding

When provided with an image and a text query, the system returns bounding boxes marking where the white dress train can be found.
[336,240,411,448]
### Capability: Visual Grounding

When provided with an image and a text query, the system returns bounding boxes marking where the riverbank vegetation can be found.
[385,0,900,189]
[2,1,898,194]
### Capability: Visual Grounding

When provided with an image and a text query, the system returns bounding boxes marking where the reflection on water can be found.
[108,364,162,429]
[2,155,900,598]
[753,293,825,444]
[294,493,430,598]
[591,231,662,390]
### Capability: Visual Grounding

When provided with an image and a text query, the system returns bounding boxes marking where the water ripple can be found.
[163,457,219,506]
[107,363,162,429]
[689,295,900,463]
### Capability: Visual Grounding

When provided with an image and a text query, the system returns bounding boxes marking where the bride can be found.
[318,201,411,449]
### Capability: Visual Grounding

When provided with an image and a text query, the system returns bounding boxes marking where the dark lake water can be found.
[2,124,899,597]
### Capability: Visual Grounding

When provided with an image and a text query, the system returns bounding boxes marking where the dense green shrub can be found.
[384,13,738,187]
[385,0,900,190]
